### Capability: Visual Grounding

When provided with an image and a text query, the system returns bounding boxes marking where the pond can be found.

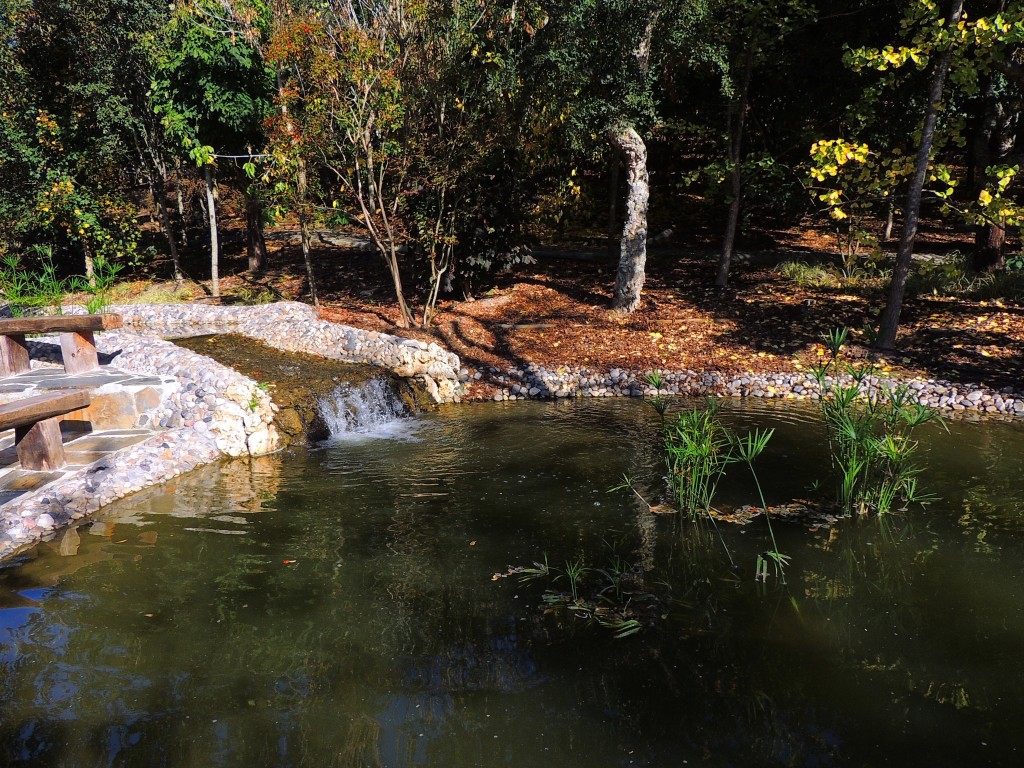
[1,396,1023,767]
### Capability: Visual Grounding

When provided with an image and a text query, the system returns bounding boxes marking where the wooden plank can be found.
[0,390,91,432]
[15,417,66,470]
[0,333,30,377]
[59,330,99,374]
[0,313,122,336]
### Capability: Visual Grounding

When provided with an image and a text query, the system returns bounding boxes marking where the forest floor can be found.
[117,222,1024,400]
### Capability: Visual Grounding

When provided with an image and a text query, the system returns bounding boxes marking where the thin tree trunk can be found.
[151,181,182,281]
[83,244,95,288]
[716,55,754,288]
[245,192,267,275]
[608,122,650,314]
[204,165,220,299]
[297,157,319,306]
[176,174,189,247]
[883,204,895,241]
[876,0,963,350]
[385,245,413,327]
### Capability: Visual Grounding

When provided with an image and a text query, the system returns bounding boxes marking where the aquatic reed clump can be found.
[513,553,652,638]
[658,399,787,581]
[812,328,946,516]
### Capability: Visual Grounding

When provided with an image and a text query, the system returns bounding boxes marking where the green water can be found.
[2,399,1024,767]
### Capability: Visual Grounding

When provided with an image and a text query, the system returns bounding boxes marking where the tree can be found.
[534,0,719,312]
[0,0,166,279]
[267,5,413,321]
[150,0,274,297]
[806,0,1024,347]
[710,0,815,288]
[268,1,541,326]
[869,0,964,348]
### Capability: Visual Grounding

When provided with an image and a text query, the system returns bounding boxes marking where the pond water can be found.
[1,396,1023,767]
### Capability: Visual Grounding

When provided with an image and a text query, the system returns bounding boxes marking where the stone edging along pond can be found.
[2,300,1022,562]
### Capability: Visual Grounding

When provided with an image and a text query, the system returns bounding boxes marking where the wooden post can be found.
[0,333,30,376]
[15,418,66,470]
[59,330,99,374]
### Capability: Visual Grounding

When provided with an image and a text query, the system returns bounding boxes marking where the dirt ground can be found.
[140,222,1024,400]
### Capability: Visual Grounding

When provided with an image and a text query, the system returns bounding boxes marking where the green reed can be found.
[813,328,946,516]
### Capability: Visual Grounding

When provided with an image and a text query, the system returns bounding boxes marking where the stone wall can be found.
[26,332,280,457]
[101,302,463,404]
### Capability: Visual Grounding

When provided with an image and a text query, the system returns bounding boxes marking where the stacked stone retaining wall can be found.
[103,302,463,404]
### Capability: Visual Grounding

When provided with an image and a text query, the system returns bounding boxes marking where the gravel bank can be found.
[470,363,1024,418]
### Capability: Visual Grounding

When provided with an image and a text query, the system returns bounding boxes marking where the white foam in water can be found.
[317,378,421,442]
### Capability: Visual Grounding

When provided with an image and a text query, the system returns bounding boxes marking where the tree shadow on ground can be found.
[204,234,1024,393]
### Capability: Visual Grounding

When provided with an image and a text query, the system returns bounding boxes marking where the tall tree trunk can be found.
[608,123,650,314]
[876,0,963,350]
[976,223,1007,271]
[297,157,319,306]
[971,85,1015,271]
[245,192,267,275]
[716,55,754,288]
[151,181,182,281]
[175,172,189,248]
[204,165,220,298]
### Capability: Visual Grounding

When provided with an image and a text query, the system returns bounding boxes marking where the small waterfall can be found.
[317,378,418,442]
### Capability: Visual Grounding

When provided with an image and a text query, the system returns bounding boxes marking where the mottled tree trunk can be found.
[876,0,963,350]
[883,204,895,241]
[608,123,650,314]
[204,165,220,298]
[82,244,95,287]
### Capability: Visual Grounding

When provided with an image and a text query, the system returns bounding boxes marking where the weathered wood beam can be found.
[14,418,66,470]
[0,313,122,336]
[0,333,30,376]
[0,390,91,432]
[59,330,99,374]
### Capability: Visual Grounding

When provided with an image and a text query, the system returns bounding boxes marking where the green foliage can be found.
[657,399,786,580]
[0,249,70,315]
[0,0,161,269]
[663,400,737,520]
[776,259,846,289]
[73,255,124,314]
[150,0,273,161]
[228,284,277,305]
[813,328,946,516]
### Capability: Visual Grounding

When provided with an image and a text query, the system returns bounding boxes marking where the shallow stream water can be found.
[1,398,1023,767]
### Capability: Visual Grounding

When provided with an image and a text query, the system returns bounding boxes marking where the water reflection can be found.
[0,400,1022,766]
